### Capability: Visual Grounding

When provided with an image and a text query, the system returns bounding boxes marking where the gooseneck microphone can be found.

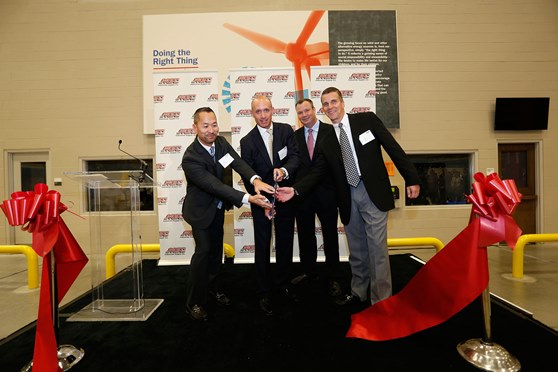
[118,139,148,182]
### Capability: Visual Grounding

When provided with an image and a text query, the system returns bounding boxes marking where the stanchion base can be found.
[21,344,84,371]
[457,338,520,371]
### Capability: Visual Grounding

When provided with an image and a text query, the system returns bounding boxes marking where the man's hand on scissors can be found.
[273,168,286,182]
[253,178,274,195]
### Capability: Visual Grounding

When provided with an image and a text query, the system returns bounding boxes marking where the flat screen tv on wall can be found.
[494,97,550,131]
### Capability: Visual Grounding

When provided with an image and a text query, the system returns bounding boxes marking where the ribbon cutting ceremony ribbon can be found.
[1,184,88,372]
[346,172,522,341]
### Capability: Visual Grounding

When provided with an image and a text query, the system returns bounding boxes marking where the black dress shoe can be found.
[186,304,208,321]
[211,291,231,306]
[328,280,342,297]
[259,297,273,316]
[280,287,300,304]
[335,293,362,306]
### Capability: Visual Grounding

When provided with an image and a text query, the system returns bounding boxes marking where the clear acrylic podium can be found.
[64,170,163,321]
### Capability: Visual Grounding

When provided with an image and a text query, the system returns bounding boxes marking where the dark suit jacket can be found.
[295,112,420,225]
[240,122,299,191]
[293,121,336,201]
[181,136,257,229]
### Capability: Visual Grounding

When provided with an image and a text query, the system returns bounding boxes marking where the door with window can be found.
[498,143,537,234]
[7,151,49,245]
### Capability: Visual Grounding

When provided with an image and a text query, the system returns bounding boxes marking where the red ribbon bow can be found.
[1,184,88,372]
[346,172,522,341]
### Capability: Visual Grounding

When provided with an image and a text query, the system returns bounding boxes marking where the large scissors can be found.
[268,182,278,219]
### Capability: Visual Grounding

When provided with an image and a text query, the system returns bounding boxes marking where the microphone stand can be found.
[118,140,148,184]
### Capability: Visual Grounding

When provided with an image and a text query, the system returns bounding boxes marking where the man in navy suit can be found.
[240,95,300,315]
[277,87,420,307]
[182,107,273,321]
[291,98,342,298]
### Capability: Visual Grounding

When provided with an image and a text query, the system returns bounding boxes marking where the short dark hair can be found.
[321,87,343,102]
[295,98,314,108]
[193,107,215,124]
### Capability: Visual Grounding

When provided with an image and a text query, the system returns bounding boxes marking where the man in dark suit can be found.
[277,87,420,307]
[182,107,274,321]
[291,98,342,298]
[240,95,300,315]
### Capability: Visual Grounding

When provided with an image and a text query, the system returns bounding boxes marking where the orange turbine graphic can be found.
[223,10,330,100]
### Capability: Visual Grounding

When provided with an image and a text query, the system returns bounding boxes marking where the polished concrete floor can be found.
[1,243,557,341]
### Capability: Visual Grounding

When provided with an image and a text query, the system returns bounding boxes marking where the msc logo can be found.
[235,75,256,83]
[176,128,195,136]
[177,164,183,171]
[311,90,322,99]
[161,145,182,154]
[284,91,296,99]
[165,247,187,255]
[180,230,193,238]
[156,163,167,171]
[365,90,377,97]
[240,245,255,253]
[230,92,241,101]
[252,91,273,99]
[207,93,218,102]
[159,231,170,239]
[178,196,185,205]
[237,179,244,186]
[317,108,325,115]
[157,197,168,205]
[268,74,288,83]
[337,226,346,234]
[315,73,337,81]
[340,90,354,98]
[315,227,322,234]
[272,108,289,116]
[163,214,183,222]
[191,77,212,85]
[159,78,179,86]
[153,95,164,103]
[234,228,245,237]
[236,109,252,118]
[349,107,371,114]
[175,94,196,103]
[160,112,180,120]
[239,211,252,219]
[162,180,184,188]
[231,126,241,134]
[318,243,324,251]
[154,129,165,137]
[349,73,370,81]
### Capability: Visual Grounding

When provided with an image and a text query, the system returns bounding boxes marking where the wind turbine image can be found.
[223,10,329,100]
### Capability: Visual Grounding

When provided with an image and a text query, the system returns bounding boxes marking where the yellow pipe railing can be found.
[105,239,444,279]
[388,237,445,252]
[0,245,39,289]
[105,244,161,279]
[512,233,558,279]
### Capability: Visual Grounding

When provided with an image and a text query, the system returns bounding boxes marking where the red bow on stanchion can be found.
[346,172,522,341]
[1,184,88,372]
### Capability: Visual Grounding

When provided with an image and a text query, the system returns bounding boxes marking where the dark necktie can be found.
[209,146,222,209]
[338,123,360,187]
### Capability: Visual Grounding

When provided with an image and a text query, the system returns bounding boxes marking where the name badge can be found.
[278,146,288,160]
[359,130,375,145]
[218,153,234,168]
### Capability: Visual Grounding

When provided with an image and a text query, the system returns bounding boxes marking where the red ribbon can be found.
[346,172,522,341]
[1,184,88,372]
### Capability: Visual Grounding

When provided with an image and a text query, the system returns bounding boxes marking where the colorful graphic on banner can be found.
[152,70,219,265]
[143,10,399,133]
[230,68,298,263]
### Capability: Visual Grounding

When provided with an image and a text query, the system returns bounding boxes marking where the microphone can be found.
[118,139,148,182]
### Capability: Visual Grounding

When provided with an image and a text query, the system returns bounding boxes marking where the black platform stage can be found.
[1,254,556,371]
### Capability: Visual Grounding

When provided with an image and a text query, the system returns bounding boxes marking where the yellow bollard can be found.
[388,237,444,253]
[512,234,558,278]
[0,245,39,289]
